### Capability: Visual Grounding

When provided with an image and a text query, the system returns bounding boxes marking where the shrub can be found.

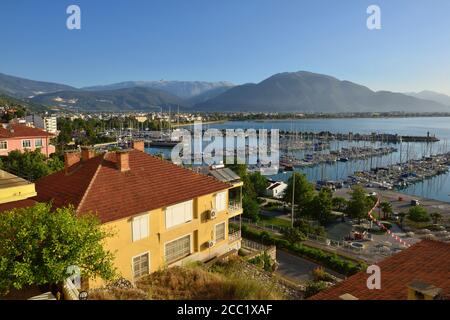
[408,206,430,222]
[304,281,328,299]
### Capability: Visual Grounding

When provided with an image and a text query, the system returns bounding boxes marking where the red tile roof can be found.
[310,240,450,300]
[0,199,37,212]
[0,124,54,139]
[34,150,231,223]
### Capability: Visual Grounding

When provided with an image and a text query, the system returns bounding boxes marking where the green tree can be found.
[306,188,333,225]
[332,197,348,212]
[0,149,64,181]
[408,206,430,222]
[248,172,268,197]
[0,203,116,295]
[380,201,393,220]
[346,185,372,224]
[283,173,315,217]
[242,197,260,222]
[430,212,442,225]
[282,227,306,245]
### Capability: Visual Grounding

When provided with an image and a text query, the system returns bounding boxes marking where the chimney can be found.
[407,281,442,300]
[116,150,131,172]
[81,146,95,161]
[64,151,81,174]
[132,140,145,152]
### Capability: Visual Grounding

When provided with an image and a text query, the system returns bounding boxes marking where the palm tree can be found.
[430,212,442,225]
[380,201,393,220]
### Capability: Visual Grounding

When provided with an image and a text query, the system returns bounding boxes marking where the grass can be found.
[88,257,284,300]
[259,215,291,228]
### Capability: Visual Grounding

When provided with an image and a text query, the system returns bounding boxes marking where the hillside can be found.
[30,87,186,112]
[405,90,450,106]
[0,72,75,98]
[83,80,234,99]
[0,93,49,113]
[195,71,449,113]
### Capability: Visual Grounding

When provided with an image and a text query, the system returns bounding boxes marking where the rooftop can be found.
[34,149,231,223]
[0,123,54,139]
[310,240,450,300]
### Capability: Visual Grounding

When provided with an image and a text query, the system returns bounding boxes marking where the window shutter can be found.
[140,215,149,239]
[132,218,140,242]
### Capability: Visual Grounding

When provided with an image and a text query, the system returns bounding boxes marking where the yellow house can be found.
[34,142,243,287]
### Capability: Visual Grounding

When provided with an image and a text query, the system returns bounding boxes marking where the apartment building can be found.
[34,141,243,287]
[25,114,58,134]
[0,123,56,156]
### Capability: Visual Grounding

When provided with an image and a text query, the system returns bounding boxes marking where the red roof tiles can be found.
[0,124,54,138]
[310,240,450,300]
[34,150,231,223]
[0,199,37,212]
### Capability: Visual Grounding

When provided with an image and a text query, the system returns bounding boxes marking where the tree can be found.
[242,196,260,222]
[306,188,333,225]
[283,173,315,217]
[0,203,116,295]
[346,185,371,224]
[0,150,64,181]
[408,206,430,222]
[282,227,306,245]
[380,201,393,220]
[430,212,442,225]
[248,172,268,197]
[332,197,348,213]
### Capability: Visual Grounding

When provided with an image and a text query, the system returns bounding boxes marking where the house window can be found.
[215,191,227,212]
[35,139,43,148]
[165,234,191,263]
[132,252,150,279]
[22,140,31,148]
[0,141,7,150]
[132,214,149,242]
[165,200,193,229]
[215,222,226,242]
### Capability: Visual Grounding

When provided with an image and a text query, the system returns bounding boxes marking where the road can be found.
[275,250,344,284]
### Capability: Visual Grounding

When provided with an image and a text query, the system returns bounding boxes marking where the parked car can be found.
[411,199,420,206]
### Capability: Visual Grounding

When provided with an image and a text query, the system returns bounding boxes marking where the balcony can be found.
[228,228,241,243]
[228,200,243,216]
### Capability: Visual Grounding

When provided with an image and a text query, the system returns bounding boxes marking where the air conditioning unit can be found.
[209,209,217,220]
[207,240,215,248]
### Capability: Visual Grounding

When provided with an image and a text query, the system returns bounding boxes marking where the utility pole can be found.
[291,172,295,228]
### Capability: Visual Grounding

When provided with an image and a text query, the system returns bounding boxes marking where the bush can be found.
[304,281,328,299]
[408,206,430,222]
[312,267,335,282]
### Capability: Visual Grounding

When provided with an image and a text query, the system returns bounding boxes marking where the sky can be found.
[1,0,449,94]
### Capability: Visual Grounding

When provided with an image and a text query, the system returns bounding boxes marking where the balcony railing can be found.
[228,229,241,242]
[228,200,242,213]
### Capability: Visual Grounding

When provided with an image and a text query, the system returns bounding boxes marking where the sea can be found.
[146,117,450,203]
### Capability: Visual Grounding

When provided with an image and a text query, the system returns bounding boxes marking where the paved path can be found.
[275,250,344,284]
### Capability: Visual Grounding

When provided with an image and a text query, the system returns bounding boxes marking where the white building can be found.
[25,114,58,134]
[265,181,288,199]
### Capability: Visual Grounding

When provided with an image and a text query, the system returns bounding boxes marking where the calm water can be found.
[148,117,450,203]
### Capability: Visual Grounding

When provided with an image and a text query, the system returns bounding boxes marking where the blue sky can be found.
[1,0,449,94]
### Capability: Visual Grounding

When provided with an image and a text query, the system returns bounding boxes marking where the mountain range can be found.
[0,71,449,113]
[404,90,450,107]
